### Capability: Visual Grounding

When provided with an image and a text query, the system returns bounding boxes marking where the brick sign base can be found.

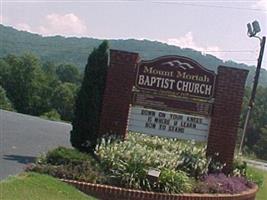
[207,66,248,172]
[99,50,248,172]
[99,50,139,138]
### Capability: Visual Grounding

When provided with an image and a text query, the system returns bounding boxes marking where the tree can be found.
[241,86,267,159]
[0,85,14,111]
[40,109,61,121]
[70,41,108,152]
[3,54,49,115]
[42,61,57,76]
[1,54,57,115]
[39,61,62,116]
[0,59,11,88]
[56,64,81,84]
[0,53,83,119]
[254,126,267,160]
[51,82,78,121]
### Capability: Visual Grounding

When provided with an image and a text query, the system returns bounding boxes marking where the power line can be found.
[202,50,258,53]
[230,59,257,61]
[153,1,267,12]
[2,0,142,3]
[2,0,267,13]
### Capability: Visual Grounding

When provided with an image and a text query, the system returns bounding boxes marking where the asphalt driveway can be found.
[0,109,72,180]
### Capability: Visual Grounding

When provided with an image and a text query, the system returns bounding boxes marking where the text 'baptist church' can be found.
[136,65,215,99]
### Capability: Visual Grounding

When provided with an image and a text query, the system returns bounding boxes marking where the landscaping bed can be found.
[60,179,258,200]
[27,133,261,199]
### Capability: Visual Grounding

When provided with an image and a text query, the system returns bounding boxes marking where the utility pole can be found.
[239,20,266,155]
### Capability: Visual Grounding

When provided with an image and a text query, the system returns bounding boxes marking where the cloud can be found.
[163,32,223,59]
[38,13,88,36]
[15,23,32,32]
[12,13,88,37]
[0,15,8,24]
[252,0,267,10]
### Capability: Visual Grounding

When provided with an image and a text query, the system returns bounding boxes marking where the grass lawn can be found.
[252,168,267,200]
[0,172,95,200]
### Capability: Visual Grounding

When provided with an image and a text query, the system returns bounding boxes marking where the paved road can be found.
[245,159,267,171]
[0,110,72,180]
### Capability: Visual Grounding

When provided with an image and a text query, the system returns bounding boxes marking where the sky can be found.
[1,0,267,69]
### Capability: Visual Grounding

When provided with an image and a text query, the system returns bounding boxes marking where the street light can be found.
[247,20,261,37]
[239,20,266,155]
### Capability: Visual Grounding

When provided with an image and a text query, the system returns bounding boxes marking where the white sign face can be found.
[128,106,210,141]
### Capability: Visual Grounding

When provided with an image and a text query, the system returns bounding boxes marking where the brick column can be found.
[98,49,139,138]
[207,66,248,173]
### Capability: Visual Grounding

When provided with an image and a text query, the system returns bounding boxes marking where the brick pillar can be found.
[98,49,139,138]
[207,66,248,173]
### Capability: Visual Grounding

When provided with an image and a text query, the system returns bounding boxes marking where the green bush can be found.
[96,133,206,172]
[29,147,105,183]
[28,162,105,183]
[176,146,210,179]
[232,156,247,177]
[159,169,193,193]
[109,158,150,190]
[95,133,204,192]
[43,146,93,165]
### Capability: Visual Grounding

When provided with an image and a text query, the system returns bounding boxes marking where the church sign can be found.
[128,106,210,141]
[135,56,216,100]
[99,49,248,172]
[128,56,216,141]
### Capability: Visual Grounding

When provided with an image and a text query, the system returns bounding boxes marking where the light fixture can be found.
[247,20,261,38]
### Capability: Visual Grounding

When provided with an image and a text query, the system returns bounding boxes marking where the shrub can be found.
[96,133,207,172]
[194,173,254,194]
[28,162,105,183]
[42,146,94,165]
[96,133,205,192]
[28,147,105,183]
[232,156,247,177]
[158,169,192,193]
[176,145,210,179]
[108,158,150,190]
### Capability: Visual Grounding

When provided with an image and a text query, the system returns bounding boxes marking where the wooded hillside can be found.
[1,24,267,87]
